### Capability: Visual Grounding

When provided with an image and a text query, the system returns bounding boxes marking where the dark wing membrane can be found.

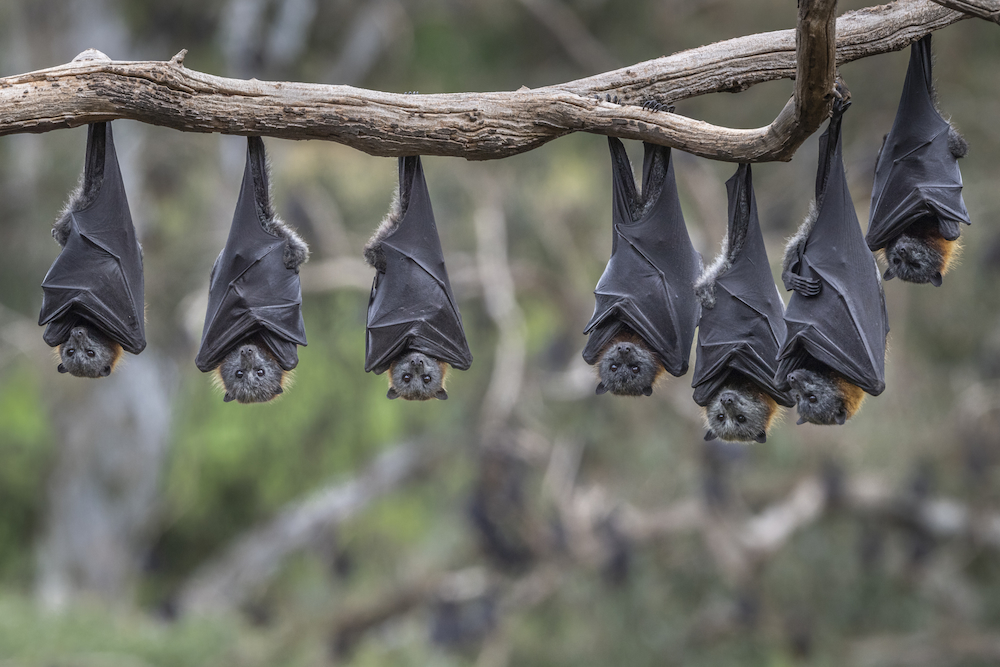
[583,139,701,377]
[195,137,307,372]
[777,112,889,396]
[692,164,792,407]
[38,122,146,354]
[867,34,970,250]
[364,156,472,374]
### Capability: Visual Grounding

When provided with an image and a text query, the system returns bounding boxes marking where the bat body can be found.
[196,137,309,403]
[692,163,792,443]
[776,97,889,425]
[868,34,970,286]
[39,122,144,378]
[583,138,701,396]
[363,156,472,400]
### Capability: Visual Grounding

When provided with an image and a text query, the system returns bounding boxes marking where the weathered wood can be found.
[0,0,967,162]
[928,0,1000,23]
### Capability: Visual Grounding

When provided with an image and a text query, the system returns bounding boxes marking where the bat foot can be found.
[641,99,675,113]
[787,274,821,297]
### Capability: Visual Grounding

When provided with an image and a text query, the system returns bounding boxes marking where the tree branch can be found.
[928,0,1000,23]
[0,0,966,162]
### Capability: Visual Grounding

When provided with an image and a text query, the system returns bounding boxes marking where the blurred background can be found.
[1,0,1000,665]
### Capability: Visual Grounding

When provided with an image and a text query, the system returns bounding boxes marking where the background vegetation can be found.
[1,0,999,664]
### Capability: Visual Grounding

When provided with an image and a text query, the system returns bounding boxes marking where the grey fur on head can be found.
[387,350,447,400]
[596,337,660,397]
[218,340,286,403]
[883,228,944,286]
[702,380,772,444]
[57,325,120,378]
[786,367,847,426]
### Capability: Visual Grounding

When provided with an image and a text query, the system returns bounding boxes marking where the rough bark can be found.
[928,0,1000,23]
[0,0,968,162]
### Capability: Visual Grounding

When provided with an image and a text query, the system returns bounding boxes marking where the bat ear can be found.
[835,409,847,425]
[387,387,400,400]
[930,271,943,287]
[595,382,608,395]
[883,267,896,281]
[435,389,449,400]
[754,431,767,444]
[223,392,236,403]
[274,385,283,395]
[57,363,68,374]
[100,365,112,377]
[642,386,653,396]
[704,430,717,442]
[796,415,808,425]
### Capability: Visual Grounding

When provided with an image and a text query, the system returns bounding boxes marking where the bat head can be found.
[702,380,778,444]
[595,333,662,397]
[387,351,448,401]
[57,325,122,378]
[786,367,862,426]
[882,219,957,287]
[217,340,287,404]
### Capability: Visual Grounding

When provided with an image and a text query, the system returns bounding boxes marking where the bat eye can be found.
[716,414,725,422]
[256,369,265,377]
[86,349,95,357]
[630,365,640,374]
[402,373,412,383]
[736,415,746,423]
[808,394,817,403]
[236,370,244,379]
[422,374,432,384]
[66,348,75,356]
[610,364,619,372]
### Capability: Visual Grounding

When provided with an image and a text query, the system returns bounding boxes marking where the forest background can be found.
[0,0,999,665]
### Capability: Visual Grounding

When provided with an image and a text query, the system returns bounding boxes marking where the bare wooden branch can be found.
[0,1,967,162]
[177,441,429,615]
[928,0,1000,23]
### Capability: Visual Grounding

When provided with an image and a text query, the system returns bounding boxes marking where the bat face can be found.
[787,368,849,426]
[596,333,661,397]
[218,341,286,404]
[702,382,776,444]
[387,351,448,401]
[57,325,122,378]
[882,219,954,286]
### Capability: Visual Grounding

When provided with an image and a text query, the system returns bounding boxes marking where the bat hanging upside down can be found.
[363,155,472,400]
[39,121,146,378]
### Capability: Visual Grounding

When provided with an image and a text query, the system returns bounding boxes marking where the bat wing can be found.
[38,123,146,354]
[365,156,472,375]
[777,109,889,396]
[867,35,969,250]
[583,138,701,377]
[692,164,793,407]
[195,137,306,372]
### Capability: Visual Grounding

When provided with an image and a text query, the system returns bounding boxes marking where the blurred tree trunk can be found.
[36,352,178,609]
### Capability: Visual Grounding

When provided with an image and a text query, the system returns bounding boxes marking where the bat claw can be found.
[641,99,675,113]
